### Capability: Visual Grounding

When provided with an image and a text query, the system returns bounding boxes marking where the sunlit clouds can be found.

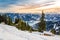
[0,0,60,13]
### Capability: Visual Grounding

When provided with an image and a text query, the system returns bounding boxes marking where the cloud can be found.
[0,0,19,8]
[0,0,60,13]
[0,0,54,7]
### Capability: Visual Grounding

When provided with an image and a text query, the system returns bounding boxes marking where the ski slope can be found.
[0,23,60,40]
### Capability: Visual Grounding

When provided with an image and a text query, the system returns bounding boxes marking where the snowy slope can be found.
[0,23,60,40]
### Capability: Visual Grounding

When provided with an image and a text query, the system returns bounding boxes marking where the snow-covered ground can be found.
[0,23,60,40]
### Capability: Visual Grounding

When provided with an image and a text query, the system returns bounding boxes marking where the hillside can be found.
[0,23,60,40]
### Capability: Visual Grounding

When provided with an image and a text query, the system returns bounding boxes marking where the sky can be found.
[0,0,60,13]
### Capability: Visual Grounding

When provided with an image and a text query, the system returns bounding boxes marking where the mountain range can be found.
[0,13,60,32]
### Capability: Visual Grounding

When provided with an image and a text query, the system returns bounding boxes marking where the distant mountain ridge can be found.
[4,13,60,21]
[0,13,60,32]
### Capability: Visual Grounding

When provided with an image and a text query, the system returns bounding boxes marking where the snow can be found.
[28,21,40,26]
[0,23,60,40]
[44,31,53,35]
[55,27,59,30]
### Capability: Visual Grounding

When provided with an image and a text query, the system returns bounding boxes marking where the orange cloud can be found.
[0,1,60,13]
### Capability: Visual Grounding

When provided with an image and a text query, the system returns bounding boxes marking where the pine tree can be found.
[0,14,2,23]
[5,16,9,24]
[1,14,6,23]
[7,16,12,25]
[15,18,19,24]
[38,11,46,32]
[26,22,32,32]
[16,19,22,29]
[29,27,32,33]
[3,14,7,24]
[4,15,13,25]
[16,19,33,31]
[16,19,26,30]
[51,29,56,34]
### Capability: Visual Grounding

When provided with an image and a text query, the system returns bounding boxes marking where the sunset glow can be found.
[0,0,60,13]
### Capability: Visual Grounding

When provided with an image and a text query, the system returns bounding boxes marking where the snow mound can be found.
[0,23,60,40]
